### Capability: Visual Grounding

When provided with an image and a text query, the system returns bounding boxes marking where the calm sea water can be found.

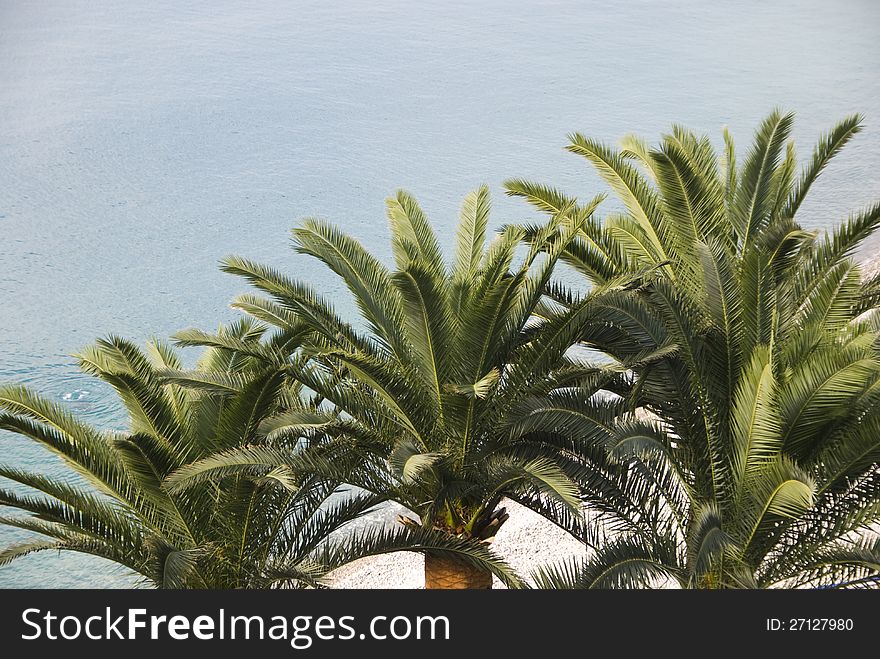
[2,0,879,587]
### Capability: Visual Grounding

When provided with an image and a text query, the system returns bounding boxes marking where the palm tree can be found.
[508,111,880,588]
[0,320,384,588]
[170,187,627,588]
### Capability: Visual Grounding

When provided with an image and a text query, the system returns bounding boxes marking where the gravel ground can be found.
[326,499,585,589]
[864,253,880,279]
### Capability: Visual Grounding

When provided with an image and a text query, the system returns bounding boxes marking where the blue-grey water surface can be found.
[2,0,879,587]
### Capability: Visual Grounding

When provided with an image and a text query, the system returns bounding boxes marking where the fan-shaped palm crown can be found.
[0,320,382,587]
[184,187,624,587]
[509,111,880,588]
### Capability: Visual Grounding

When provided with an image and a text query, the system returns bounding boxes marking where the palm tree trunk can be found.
[424,553,493,589]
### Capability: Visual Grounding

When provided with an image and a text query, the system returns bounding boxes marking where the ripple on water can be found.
[0,359,135,588]
[1,360,126,429]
